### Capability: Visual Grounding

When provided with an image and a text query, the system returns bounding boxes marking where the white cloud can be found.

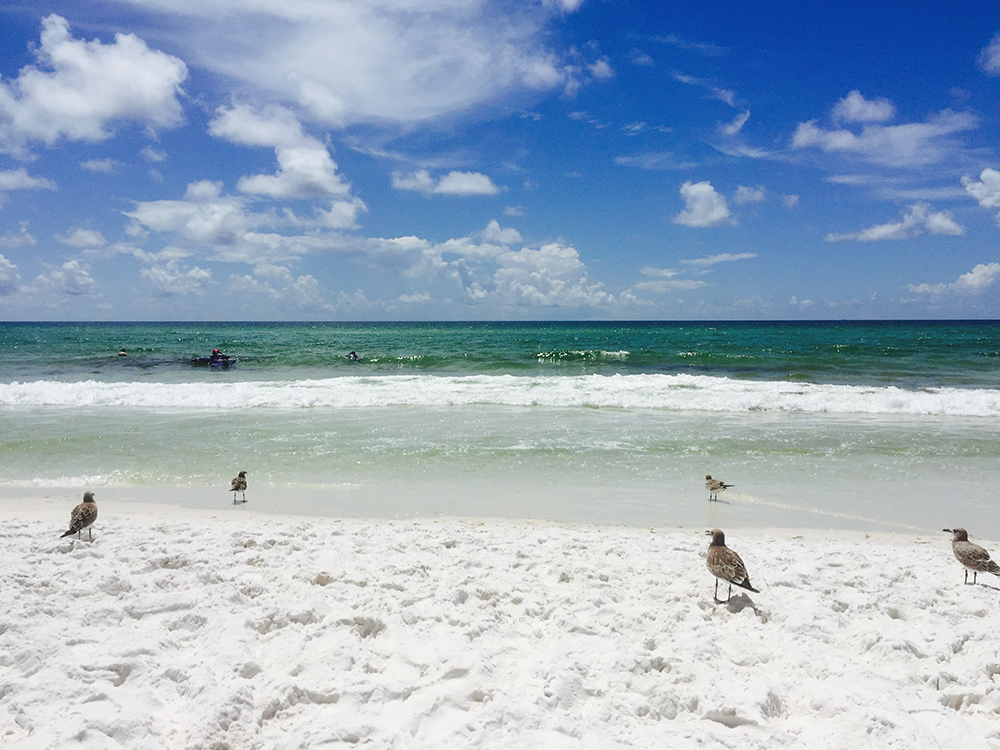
[140,259,214,296]
[230,265,330,310]
[0,168,56,191]
[0,253,21,294]
[489,241,610,307]
[635,278,705,292]
[0,221,36,248]
[825,203,964,242]
[392,170,500,196]
[962,167,1000,221]
[782,194,800,209]
[908,262,1000,295]
[210,104,352,199]
[435,172,501,196]
[791,99,976,167]
[0,15,187,154]
[503,205,525,217]
[832,91,895,123]
[120,0,583,127]
[140,145,167,163]
[29,260,95,296]
[673,181,731,227]
[56,228,107,247]
[673,73,736,106]
[314,197,368,230]
[367,222,610,308]
[733,185,765,204]
[481,220,522,245]
[640,267,679,278]
[588,59,615,80]
[681,252,757,267]
[80,158,120,174]
[720,110,750,136]
[126,180,255,247]
[978,34,1000,75]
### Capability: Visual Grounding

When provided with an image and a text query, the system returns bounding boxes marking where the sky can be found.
[1,1,1000,321]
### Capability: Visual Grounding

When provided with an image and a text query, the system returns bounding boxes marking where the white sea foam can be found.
[1,374,999,416]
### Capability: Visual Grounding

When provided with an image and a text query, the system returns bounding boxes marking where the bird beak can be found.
[704,530,712,536]
[942,528,952,533]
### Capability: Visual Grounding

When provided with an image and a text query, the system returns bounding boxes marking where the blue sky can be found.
[1,1,1000,320]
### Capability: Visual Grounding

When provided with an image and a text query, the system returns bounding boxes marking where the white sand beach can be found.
[3,497,1000,749]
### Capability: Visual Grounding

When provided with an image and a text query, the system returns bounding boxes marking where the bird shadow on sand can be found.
[969,582,1000,593]
[714,593,765,620]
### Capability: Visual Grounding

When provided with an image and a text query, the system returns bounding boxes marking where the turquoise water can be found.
[1,321,999,536]
[3,320,1000,386]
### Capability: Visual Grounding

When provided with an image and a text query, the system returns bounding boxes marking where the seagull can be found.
[60,491,98,540]
[706,529,759,602]
[231,471,248,503]
[944,528,1000,584]
[705,475,733,501]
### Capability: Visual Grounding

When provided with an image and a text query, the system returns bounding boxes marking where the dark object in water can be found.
[190,356,237,369]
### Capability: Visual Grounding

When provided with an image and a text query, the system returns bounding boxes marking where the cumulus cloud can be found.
[962,168,1000,221]
[126,180,255,248]
[908,262,1000,295]
[120,0,588,127]
[0,253,21,294]
[29,260,95,296]
[978,34,1000,75]
[0,168,56,192]
[0,15,187,154]
[673,181,731,227]
[366,221,610,308]
[481,220,522,245]
[56,228,107,247]
[825,203,964,242]
[140,259,214,296]
[733,185,765,204]
[80,158,119,174]
[0,222,36,248]
[210,104,352,199]
[831,90,895,123]
[791,92,976,168]
[392,170,500,196]
[230,264,331,310]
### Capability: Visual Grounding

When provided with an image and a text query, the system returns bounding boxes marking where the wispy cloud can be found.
[825,203,964,242]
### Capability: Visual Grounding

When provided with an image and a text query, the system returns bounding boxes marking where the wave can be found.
[1,374,999,416]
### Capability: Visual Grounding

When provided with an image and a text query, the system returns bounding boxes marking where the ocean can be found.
[1,321,999,536]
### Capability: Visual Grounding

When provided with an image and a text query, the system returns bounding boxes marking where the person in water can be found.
[118,348,127,357]
[347,351,360,361]
[209,348,227,362]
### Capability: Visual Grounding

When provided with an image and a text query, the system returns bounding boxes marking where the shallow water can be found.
[2,321,999,536]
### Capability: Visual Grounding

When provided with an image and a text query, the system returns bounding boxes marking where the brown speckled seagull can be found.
[705,475,733,501]
[60,491,97,540]
[706,528,759,602]
[944,528,1000,584]
[231,471,248,503]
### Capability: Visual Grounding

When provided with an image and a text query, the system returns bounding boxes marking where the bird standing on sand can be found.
[944,528,1000,584]
[705,475,733,501]
[231,471,248,503]
[60,491,97,540]
[706,528,759,602]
